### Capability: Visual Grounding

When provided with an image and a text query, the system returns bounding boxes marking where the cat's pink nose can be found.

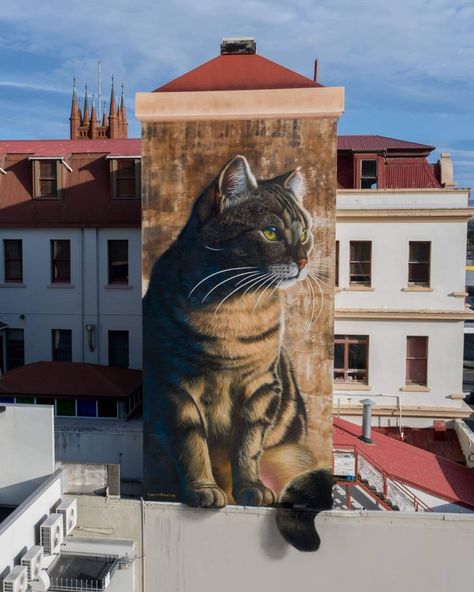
[298,258,308,269]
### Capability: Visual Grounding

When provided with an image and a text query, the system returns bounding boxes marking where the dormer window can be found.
[31,158,63,199]
[360,159,377,189]
[108,157,141,199]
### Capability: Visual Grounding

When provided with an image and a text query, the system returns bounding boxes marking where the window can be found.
[51,240,71,283]
[335,241,339,287]
[6,329,24,370]
[108,240,128,284]
[350,241,371,286]
[334,335,369,383]
[77,399,97,417]
[408,242,430,287]
[98,399,118,418]
[406,336,428,386]
[32,159,61,199]
[56,399,75,416]
[360,159,377,189]
[52,329,72,362]
[16,396,35,404]
[108,330,129,367]
[110,158,141,199]
[4,240,23,282]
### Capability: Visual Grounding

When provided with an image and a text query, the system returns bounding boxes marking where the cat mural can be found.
[143,155,333,551]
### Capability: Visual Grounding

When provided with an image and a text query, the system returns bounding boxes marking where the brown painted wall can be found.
[142,116,337,465]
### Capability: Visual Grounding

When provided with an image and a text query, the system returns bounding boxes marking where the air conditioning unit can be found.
[57,497,77,536]
[21,545,44,581]
[29,571,50,592]
[40,513,64,555]
[3,566,28,592]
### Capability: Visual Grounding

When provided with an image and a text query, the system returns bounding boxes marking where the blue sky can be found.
[0,0,473,189]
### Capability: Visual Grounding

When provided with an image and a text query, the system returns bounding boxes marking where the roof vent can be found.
[221,37,256,55]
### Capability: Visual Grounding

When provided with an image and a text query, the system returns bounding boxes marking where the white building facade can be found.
[334,188,472,425]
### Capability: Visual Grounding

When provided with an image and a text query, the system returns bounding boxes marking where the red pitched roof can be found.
[0,138,141,157]
[337,135,435,153]
[0,362,142,399]
[154,54,322,92]
[333,418,474,509]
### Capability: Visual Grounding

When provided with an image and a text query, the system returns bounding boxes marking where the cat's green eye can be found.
[300,229,309,243]
[262,226,280,242]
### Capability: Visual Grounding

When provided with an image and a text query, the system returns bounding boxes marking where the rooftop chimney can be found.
[439,153,455,188]
[359,399,375,444]
[221,37,256,55]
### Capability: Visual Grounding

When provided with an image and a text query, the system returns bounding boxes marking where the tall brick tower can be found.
[69,78,128,139]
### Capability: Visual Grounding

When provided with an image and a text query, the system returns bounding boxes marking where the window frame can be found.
[107,240,129,285]
[335,240,340,288]
[408,241,431,287]
[51,329,73,362]
[406,336,428,386]
[108,330,129,368]
[349,241,372,286]
[50,239,71,284]
[4,239,23,283]
[6,328,24,371]
[334,335,369,384]
[31,158,62,199]
[109,157,141,199]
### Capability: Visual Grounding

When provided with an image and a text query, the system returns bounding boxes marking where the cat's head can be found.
[195,155,313,289]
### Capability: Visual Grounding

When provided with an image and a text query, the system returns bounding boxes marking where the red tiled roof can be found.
[374,427,465,464]
[0,362,142,399]
[333,418,474,509]
[154,54,322,92]
[0,138,141,157]
[337,135,435,153]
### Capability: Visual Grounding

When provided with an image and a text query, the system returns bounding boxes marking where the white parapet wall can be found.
[0,404,55,504]
[454,419,474,468]
[75,496,474,592]
[0,471,62,577]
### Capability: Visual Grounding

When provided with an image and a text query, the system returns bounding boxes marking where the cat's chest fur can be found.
[185,293,283,439]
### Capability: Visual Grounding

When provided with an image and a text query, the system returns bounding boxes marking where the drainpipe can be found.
[359,399,374,444]
[140,497,146,592]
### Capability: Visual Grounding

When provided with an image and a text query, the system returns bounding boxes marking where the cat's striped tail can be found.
[275,469,334,552]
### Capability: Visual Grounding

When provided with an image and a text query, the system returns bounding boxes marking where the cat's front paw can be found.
[185,482,227,508]
[234,481,276,507]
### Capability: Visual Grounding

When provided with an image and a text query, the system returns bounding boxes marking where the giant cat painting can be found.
[143,155,333,551]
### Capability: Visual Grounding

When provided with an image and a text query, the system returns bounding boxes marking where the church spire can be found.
[69,77,80,139]
[119,83,128,138]
[108,76,118,138]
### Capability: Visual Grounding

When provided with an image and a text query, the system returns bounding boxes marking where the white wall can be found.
[143,505,474,592]
[0,227,142,369]
[335,219,467,311]
[55,418,143,481]
[337,188,469,210]
[0,472,62,577]
[333,319,464,409]
[0,404,55,504]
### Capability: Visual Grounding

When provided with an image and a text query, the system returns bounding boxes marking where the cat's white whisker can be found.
[308,271,331,286]
[188,266,256,297]
[307,274,324,327]
[202,270,263,303]
[204,245,225,251]
[235,270,262,287]
[252,274,279,312]
[304,277,317,334]
[214,272,270,313]
[267,276,284,300]
[240,273,272,297]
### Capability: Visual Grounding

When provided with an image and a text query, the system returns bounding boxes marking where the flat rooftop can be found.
[48,553,118,590]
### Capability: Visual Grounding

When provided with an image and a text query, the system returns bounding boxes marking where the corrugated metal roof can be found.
[334,418,474,508]
[337,135,435,152]
[0,138,141,156]
[0,361,141,398]
[385,161,440,189]
[155,53,322,92]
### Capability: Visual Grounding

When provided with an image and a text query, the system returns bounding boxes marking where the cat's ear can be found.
[283,167,306,202]
[216,155,257,210]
